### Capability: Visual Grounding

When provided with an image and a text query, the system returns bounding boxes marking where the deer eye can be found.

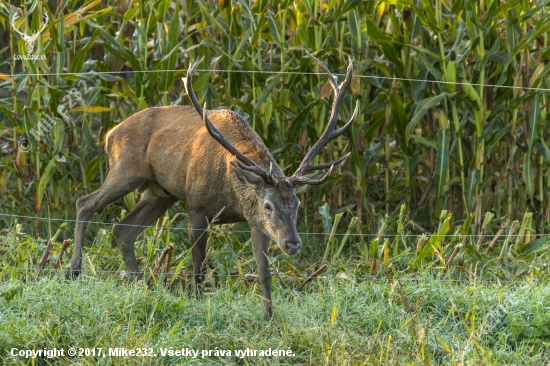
[264,203,272,211]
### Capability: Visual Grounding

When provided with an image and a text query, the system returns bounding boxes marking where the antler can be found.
[288,49,359,186]
[11,13,26,38]
[11,13,48,54]
[33,13,49,39]
[183,58,276,185]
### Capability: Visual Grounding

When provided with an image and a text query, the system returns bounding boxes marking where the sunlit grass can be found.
[1,272,549,365]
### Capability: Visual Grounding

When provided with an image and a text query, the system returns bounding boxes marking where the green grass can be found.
[3,208,550,287]
[1,273,550,365]
[1,217,550,365]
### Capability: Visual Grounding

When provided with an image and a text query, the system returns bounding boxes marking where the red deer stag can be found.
[66,50,358,319]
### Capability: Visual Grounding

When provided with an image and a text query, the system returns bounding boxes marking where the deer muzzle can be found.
[285,240,302,254]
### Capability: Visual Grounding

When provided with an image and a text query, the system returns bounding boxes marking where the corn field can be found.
[0,0,549,238]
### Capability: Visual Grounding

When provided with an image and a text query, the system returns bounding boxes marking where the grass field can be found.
[1,219,550,365]
[1,271,550,365]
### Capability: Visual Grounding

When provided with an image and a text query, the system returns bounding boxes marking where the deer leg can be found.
[251,227,273,320]
[66,175,143,279]
[113,187,176,279]
[189,214,208,294]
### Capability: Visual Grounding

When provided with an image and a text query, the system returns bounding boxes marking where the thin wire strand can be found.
[5,68,550,93]
[2,267,547,284]
[2,70,548,237]
[2,69,546,284]
[1,212,548,238]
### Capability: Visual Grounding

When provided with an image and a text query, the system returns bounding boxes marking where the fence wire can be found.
[5,68,550,93]
[2,67,549,239]
[1,212,548,238]
[2,213,547,285]
[3,41,550,293]
[2,266,548,285]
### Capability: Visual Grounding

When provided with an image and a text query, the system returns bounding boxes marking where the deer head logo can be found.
[11,13,48,54]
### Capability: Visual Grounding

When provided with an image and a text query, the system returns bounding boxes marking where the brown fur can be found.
[67,105,300,320]
[67,52,355,321]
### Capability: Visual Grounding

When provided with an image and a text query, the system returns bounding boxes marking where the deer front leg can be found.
[251,227,273,320]
[189,215,208,294]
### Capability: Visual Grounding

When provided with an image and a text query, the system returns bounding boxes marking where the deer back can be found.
[104,105,279,222]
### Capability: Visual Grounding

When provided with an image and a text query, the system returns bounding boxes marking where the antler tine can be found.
[300,152,352,174]
[11,12,18,26]
[292,165,335,186]
[290,51,358,184]
[39,13,49,33]
[30,13,49,40]
[303,48,338,90]
[11,13,25,37]
[325,57,354,136]
[183,59,276,185]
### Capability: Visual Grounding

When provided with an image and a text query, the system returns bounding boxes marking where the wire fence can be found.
[2,213,548,285]
[5,68,550,93]
[2,266,547,285]
[2,62,549,271]
[1,212,549,238]
[4,30,550,297]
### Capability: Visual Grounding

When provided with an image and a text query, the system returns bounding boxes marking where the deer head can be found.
[11,12,49,54]
[183,49,358,255]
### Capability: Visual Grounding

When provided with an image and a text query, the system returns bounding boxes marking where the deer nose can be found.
[285,240,301,254]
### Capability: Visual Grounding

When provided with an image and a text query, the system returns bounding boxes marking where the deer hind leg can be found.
[112,183,176,278]
[188,214,208,294]
[66,171,144,279]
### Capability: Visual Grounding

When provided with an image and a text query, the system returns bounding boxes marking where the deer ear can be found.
[232,164,264,189]
[294,183,313,195]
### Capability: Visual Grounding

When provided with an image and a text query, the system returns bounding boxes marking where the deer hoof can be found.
[65,267,81,280]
